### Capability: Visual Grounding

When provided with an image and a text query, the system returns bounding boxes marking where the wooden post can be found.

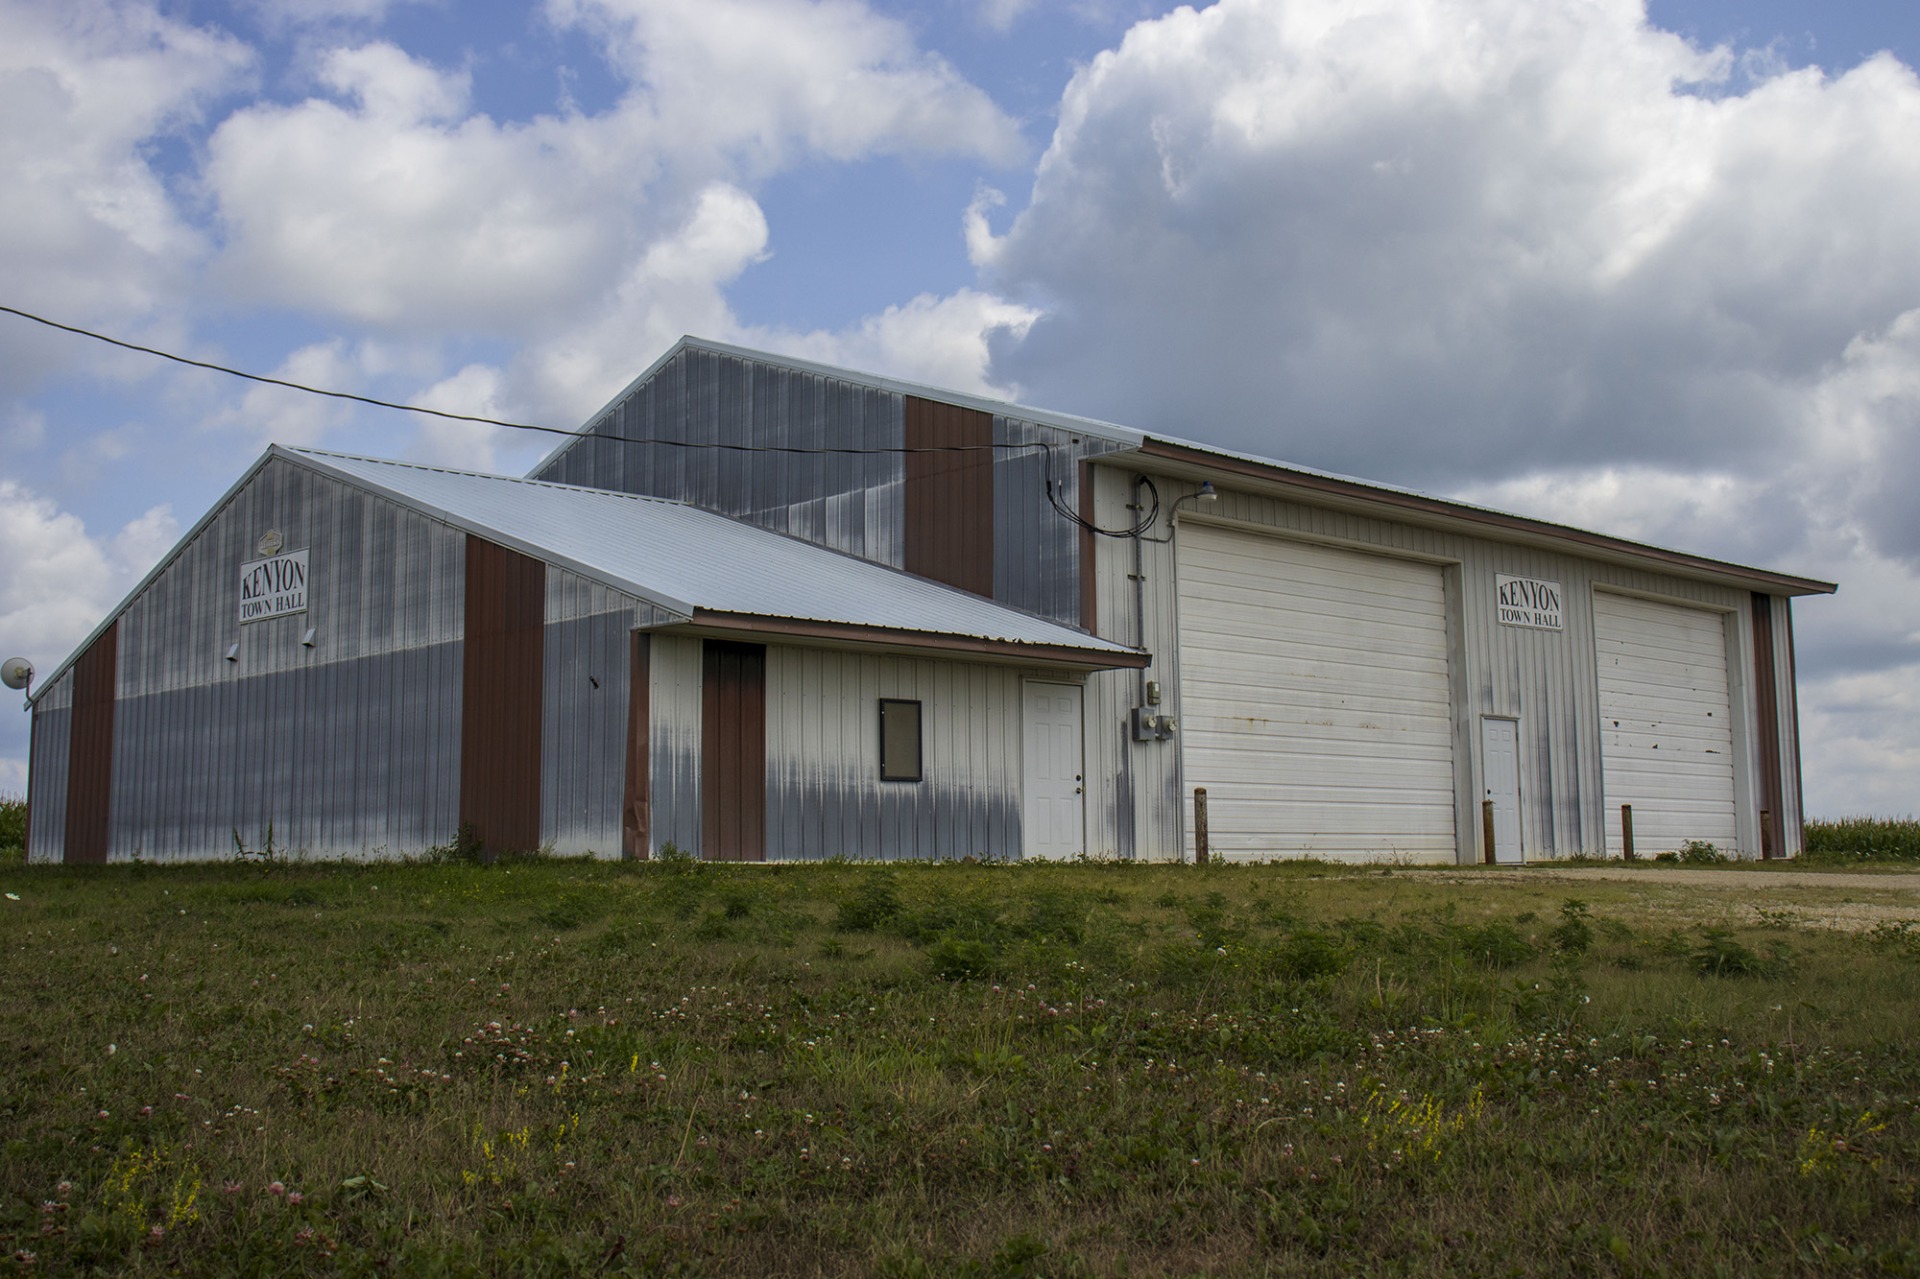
[1760,810,1775,861]
[1621,804,1635,861]
[1193,787,1210,866]
[1482,799,1497,865]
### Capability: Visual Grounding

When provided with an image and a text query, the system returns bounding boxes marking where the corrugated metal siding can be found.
[26,682,71,863]
[993,416,1099,624]
[102,456,468,859]
[763,647,1026,860]
[1778,599,1806,854]
[528,347,1130,628]
[1750,593,1786,857]
[1090,467,1759,862]
[533,347,909,568]
[540,567,637,856]
[647,634,704,857]
[114,645,464,859]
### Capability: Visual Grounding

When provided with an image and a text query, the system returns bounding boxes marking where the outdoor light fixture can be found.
[1198,481,1218,501]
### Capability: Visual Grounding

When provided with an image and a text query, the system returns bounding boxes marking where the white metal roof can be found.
[294,448,1138,660]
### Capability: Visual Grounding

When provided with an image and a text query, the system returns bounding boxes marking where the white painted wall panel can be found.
[1175,524,1456,862]
[1093,466,1763,862]
[762,647,1028,860]
[647,634,704,857]
[1595,591,1739,855]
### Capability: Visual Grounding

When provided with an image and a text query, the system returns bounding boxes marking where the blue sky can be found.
[1,0,1916,818]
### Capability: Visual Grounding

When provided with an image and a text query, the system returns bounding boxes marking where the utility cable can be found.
[2,301,1159,535]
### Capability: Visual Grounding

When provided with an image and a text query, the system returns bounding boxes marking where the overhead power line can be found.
[1,302,1160,536]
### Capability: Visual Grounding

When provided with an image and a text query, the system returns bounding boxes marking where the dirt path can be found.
[1407,865,1920,933]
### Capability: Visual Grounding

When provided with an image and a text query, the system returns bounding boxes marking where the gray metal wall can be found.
[535,347,908,568]
[540,569,649,856]
[98,456,469,859]
[646,634,705,857]
[1086,467,1772,862]
[24,679,70,862]
[531,346,1128,628]
[1767,598,1806,854]
[763,647,1027,860]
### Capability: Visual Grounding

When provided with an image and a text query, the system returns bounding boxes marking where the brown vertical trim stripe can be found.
[701,639,766,861]
[1750,593,1785,858]
[63,620,118,864]
[903,396,994,596]
[622,631,651,860]
[459,537,545,857]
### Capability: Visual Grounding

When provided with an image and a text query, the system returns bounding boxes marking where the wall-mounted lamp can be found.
[224,643,239,662]
[301,628,317,648]
[1197,481,1218,502]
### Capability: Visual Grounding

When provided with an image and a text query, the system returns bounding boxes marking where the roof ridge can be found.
[293,447,692,508]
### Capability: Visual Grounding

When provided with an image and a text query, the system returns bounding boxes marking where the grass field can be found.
[2,854,1917,1277]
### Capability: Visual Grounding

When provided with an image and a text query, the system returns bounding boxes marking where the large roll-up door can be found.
[1594,592,1737,856]
[1175,525,1457,862]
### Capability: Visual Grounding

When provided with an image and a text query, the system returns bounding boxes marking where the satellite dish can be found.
[1,657,32,691]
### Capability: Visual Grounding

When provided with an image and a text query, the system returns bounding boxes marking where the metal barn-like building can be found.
[26,338,1835,864]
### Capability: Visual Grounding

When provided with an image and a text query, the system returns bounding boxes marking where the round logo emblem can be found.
[257,530,284,556]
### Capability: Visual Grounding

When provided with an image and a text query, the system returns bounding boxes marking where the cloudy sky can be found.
[1,0,1915,818]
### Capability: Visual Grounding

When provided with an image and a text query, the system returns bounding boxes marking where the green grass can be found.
[2,858,1917,1277]
[1804,817,1920,865]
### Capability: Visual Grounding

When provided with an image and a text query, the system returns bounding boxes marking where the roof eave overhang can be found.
[1128,439,1838,598]
[671,609,1150,671]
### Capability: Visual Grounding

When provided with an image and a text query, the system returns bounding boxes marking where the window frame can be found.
[878,698,924,783]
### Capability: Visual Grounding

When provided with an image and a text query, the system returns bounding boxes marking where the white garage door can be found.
[1594,592,1737,856]
[1176,525,1457,862]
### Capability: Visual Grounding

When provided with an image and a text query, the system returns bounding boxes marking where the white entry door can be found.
[1022,682,1084,860]
[1482,718,1523,864]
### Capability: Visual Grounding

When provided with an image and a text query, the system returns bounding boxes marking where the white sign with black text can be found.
[238,549,310,624]
[1496,574,1563,631]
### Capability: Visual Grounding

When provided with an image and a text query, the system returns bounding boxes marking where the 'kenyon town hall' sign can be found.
[238,549,309,624]
[1495,574,1563,631]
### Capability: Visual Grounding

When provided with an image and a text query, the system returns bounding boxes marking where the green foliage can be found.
[833,873,902,932]
[0,793,26,859]
[1804,816,1920,864]
[1692,928,1794,978]
[1677,839,1728,864]
[1551,899,1594,954]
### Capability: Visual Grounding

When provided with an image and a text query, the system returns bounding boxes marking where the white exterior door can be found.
[1176,524,1457,862]
[1022,682,1084,859]
[1481,718,1523,864]
[1594,592,1738,856]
